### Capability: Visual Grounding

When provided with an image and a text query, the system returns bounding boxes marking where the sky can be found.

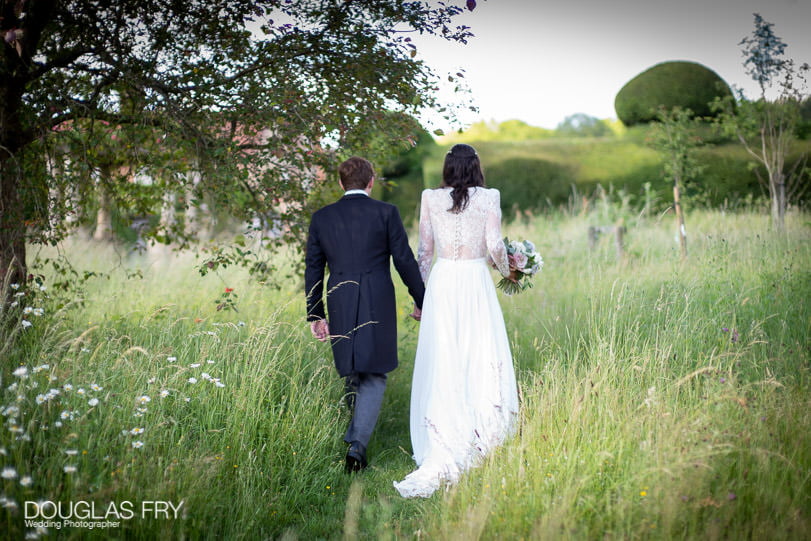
[414,0,811,131]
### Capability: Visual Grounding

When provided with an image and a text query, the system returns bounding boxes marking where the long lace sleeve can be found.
[485,190,510,277]
[417,190,434,282]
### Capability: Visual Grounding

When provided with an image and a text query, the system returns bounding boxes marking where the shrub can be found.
[483,157,575,213]
[615,61,732,126]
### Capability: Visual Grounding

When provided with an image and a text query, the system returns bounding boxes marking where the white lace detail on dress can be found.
[416,188,510,281]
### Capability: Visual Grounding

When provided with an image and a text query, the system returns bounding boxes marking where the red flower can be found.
[225,287,234,293]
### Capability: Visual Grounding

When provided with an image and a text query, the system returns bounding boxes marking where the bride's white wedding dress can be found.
[393,187,519,499]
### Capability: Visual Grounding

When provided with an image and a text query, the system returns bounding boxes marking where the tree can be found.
[615,61,732,126]
[0,1,477,309]
[556,113,612,138]
[649,107,704,260]
[713,13,810,230]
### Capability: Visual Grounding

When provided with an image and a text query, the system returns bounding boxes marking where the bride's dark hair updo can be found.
[442,143,485,213]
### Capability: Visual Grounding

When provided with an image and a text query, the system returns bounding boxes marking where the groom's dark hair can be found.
[339,157,374,190]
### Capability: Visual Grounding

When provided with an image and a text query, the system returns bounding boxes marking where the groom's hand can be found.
[310,319,330,342]
[409,305,422,321]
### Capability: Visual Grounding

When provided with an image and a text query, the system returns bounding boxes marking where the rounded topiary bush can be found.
[484,157,574,214]
[615,61,732,126]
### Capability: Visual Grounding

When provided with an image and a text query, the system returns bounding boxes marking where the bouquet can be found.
[497,237,543,296]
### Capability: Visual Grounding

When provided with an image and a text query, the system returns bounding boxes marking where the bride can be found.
[394,143,519,498]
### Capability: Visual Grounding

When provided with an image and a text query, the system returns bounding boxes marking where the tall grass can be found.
[1,208,809,540]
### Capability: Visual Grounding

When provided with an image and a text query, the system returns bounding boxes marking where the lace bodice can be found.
[417,187,510,281]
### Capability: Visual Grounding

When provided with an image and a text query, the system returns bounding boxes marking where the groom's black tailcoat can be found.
[305,194,425,377]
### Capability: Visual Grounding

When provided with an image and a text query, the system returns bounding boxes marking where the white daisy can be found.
[63,465,77,474]
[131,441,144,449]
[88,398,99,407]
[1,466,17,479]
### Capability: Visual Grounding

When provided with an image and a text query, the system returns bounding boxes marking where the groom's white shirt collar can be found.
[344,189,369,197]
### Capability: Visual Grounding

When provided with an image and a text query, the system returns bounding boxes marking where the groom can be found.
[305,156,425,472]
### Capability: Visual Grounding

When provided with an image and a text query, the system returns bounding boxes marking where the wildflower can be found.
[32,364,49,373]
[147,377,156,384]
[225,287,234,293]
[65,449,78,456]
[731,329,739,343]
[23,306,33,315]
[207,359,216,364]
[60,410,71,420]
[1,466,18,479]
[6,382,18,392]
[63,465,77,474]
[2,406,20,417]
[77,388,86,395]
[640,490,647,497]
[188,377,198,384]
[35,394,47,405]
[167,356,177,362]
[184,397,191,402]
[21,320,32,329]
[90,384,103,392]
[132,441,144,449]
[190,363,201,368]
[63,383,73,391]
[2,497,18,511]
[32,308,44,317]
[54,421,62,428]
[10,283,19,290]
[130,427,144,435]
[88,398,99,407]
[215,381,225,388]
[238,321,246,327]
[201,372,212,381]
[12,366,28,378]
[159,389,170,398]
[137,395,151,404]
[20,475,33,487]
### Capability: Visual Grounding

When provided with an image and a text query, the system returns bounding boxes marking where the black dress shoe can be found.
[345,441,368,473]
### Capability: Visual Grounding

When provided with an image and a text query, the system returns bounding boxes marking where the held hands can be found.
[409,305,422,321]
[310,319,330,342]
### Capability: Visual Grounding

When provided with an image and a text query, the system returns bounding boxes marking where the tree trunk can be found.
[0,154,26,303]
[93,178,114,242]
[771,176,786,231]
[674,176,687,260]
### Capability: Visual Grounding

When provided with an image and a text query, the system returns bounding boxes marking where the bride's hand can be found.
[507,269,519,283]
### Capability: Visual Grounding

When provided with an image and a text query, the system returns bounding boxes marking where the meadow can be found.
[1,203,810,540]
